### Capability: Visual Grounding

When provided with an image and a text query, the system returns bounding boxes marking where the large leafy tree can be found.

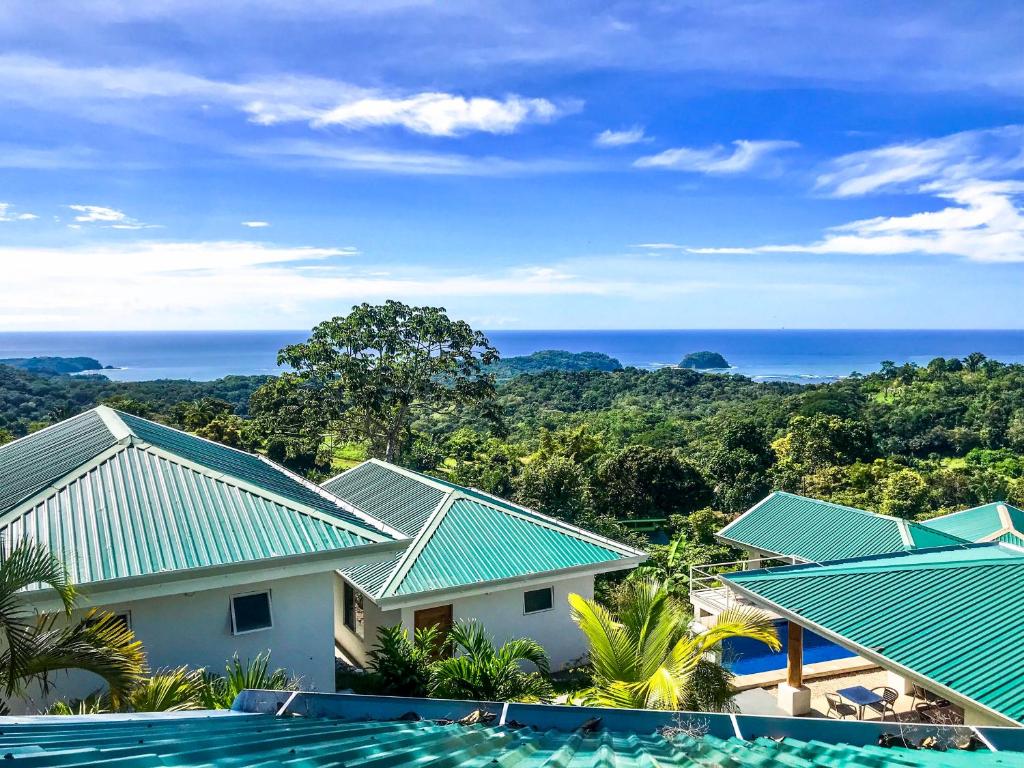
[595,445,709,520]
[570,578,778,711]
[275,302,499,462]
[0,542,145,711]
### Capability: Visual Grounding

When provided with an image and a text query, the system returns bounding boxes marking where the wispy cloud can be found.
[241,220,270,228]
[594,126,649,147]
[237,139,594,176]
[67,205,158,230]
[0,203,37,222]
[688,126,1024,263]
[0,55,576,139]
[634,140,799,173]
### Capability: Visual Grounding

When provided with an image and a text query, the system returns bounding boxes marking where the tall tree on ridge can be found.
[275,301,499,462]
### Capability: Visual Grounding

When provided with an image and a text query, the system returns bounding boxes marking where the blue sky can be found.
[1,1,1023,330]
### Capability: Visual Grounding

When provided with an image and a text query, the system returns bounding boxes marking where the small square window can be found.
[231,591,273,635]
[524,587,553,614]
[86,612,131,632]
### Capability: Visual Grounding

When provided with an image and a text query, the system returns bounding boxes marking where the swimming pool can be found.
[721,620,856,675]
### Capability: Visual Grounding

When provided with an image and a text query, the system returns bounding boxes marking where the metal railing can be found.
[689,556,800,610]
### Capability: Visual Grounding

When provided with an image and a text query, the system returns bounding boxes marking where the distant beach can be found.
[0,329,1023,384]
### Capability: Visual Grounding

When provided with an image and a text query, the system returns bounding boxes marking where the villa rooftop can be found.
[921,502,1024,547]
[325,459,644,603]
[4,691,1024,767]
[717,491,968,563]
[723,542,1024,726]
[0,407,401,596]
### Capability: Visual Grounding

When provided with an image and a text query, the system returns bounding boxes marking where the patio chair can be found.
[825,692,858,720]
[867,686,899,721]
[910,684,949,711]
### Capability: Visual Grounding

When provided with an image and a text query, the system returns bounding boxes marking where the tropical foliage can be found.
[365,624,439,698]
[0,542,146,711]
[430,621,553,703]
[569,579,779,711]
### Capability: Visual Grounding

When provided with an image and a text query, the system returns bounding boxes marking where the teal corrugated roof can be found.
[724,543,1024,723]
[1,708,1018,767]
[922,502,1024,544]
[718,491,967,562]
[1,445,379,587]
[323,460,447,535]
[334,460,642,602]
[119,412,374,532]
[0,410,118,515]
[395,497,631,596]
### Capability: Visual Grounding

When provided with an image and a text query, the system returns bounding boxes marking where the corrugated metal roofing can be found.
[0,410,118,515]
[2,708,1019,767]
[119,411,372,531]
[724,543,1024,724]
[1,445,378,586]
[922,502,1024,544]
[323,460,446,535]
[396,497,630,595]
[333,460,642,602]
[718,491,967,562]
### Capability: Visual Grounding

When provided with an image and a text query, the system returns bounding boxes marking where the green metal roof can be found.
[922,502,1024,544]
[0,410,119,516]
[5,698,1023,767]
[723,543,1024,724]
[2,445,380,587]
[0,407,396,591]
[323,460,447,536]
[718,491,968,562]
[333,460,643,602]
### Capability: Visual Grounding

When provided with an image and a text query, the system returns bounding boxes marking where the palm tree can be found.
[569,578,779,711]
[430,621,553,703]
[0,542,145,710]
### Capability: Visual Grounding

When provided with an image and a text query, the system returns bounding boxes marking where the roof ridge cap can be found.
[94,405,134,443]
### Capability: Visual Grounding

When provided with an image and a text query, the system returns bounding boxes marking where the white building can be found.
[0,408,644,711]
[324,460,645,670]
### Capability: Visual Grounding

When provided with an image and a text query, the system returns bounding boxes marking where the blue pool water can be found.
[721,620,855,676]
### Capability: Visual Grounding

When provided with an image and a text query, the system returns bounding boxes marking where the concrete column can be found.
[886,670,914,695]
[778,622,811,715]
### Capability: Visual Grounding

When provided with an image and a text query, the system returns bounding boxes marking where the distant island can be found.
[0,356,111,376]
[488,350,623,381]
[680,351,730,370]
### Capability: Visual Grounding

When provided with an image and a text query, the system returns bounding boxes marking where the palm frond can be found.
[693,607,780,654]
[127,667,204,712]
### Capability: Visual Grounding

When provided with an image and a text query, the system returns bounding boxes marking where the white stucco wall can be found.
[397,573,596,671]
[334,574,400,666]
[13,570,338,714]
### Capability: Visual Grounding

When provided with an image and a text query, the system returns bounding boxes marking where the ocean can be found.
[1,330,1023,384]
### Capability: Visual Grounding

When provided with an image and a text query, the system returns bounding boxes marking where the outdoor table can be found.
[837,685,883,719]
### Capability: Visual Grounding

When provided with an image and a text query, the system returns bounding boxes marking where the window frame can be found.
[523,586,554,615]
[230,590,274,636]
[85,611,132,631]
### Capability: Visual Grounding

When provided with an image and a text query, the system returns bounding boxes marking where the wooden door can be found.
[414,604,453,658]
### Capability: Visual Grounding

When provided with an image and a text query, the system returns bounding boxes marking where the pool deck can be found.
[733,655,879,691]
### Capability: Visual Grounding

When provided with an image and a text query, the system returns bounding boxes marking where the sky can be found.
[1,1,1023,331]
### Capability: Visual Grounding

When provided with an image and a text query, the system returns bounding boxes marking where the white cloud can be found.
[594,126,649,147]
[68,204,158,230]
[241,220,270,228]
[816,125,1024,197]
[0,55,575,139]
[0,203,37,222]
[629,243,686,250]
[634,140,799,173]
[300,93,571,137]
[0,240,716,329]
[688,126,1024,263]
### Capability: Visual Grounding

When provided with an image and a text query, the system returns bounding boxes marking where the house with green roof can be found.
[323,459,645,669]
[921,502,1024,548]
[716,491,967,563]
[722,542,1024,727]
[0,406,405,710]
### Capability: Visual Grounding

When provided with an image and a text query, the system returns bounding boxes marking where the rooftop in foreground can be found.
[3,691,1024,767]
